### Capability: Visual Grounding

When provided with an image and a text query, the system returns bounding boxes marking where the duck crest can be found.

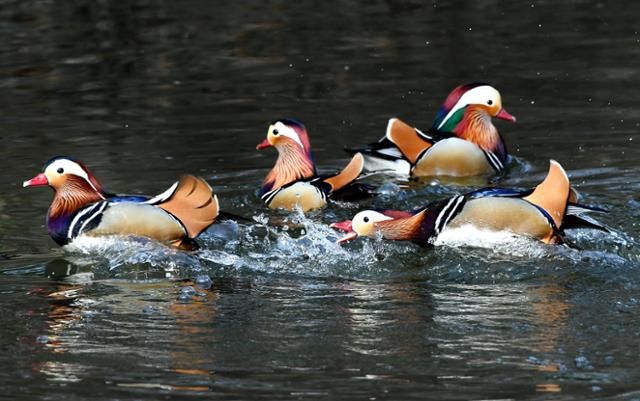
[49,175,105,219]
[276,119,314,160]
[453,105,506,159]
[261,141,317,194]
[431,82,487,131]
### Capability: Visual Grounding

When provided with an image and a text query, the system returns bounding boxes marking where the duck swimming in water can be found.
[332,160,607,245]
[346,82,516,177]
[23,156,219,250]
[257,119,373,211]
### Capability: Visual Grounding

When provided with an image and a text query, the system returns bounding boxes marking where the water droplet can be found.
[195,275,212,290]
[378,182,401,195]
[615,301,632,313]
[142,305,155,314]
[178,286,197,301]
[574,355,594,370]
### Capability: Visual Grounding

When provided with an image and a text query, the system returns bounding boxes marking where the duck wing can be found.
[346,118,434,164]
[147,175,219,239]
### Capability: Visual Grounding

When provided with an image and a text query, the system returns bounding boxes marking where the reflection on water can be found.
[1,0,640,399]
[19,262,629,400]
[35,268,221,394]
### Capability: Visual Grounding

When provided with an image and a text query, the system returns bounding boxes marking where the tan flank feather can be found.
[157,175,219,238]
[323,153,365,193]
[524,160,570,228]
[386,118,431,164]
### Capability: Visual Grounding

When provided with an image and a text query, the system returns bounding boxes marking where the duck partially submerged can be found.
[346,82,516,177]
[257,119,373,211]
[332,161,607,245]
[23,156,219,250]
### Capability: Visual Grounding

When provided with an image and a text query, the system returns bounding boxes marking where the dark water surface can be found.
[1,1,640,400]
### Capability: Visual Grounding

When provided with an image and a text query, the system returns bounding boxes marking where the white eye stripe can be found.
[45,159,102,194]
[352,210,393,234]
[356,211,392,223]
[437,85,500,130]
[274,122,305,150]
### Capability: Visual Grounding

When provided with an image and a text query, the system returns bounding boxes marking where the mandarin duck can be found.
[332,160,607,245]
[257,119,373,211]
[23,156,219,250]
[347,82,516,177]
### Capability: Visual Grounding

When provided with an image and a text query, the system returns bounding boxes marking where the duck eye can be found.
[273,129,279,135]
[363,216,370,223]
[57,168,64,174]
[487,100,493,105]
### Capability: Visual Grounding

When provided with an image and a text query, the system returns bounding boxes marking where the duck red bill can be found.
[256,139,271,149]
[496,108,517,122]
[330,220,357,244]
[336,231,358,244]
[330,220,353,232]
[23,173,48,187]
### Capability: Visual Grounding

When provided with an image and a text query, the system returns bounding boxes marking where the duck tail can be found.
[154,175,219,238]
[523,160,570,228]
[563,202,609,232]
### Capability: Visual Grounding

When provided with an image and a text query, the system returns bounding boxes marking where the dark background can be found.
[1,1,639,400]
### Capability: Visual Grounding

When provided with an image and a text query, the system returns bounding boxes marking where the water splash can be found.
[198,210,408,279]
[57,210,637,283]
[433,224,550,258]
[64,236,202,277]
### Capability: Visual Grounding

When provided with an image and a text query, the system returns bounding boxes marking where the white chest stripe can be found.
[261,188,281,205]
[67,202,104,239]
[441,196,465,232]
[435,196,465,234]
[483,151,504,172]
[434,197,457,234]
[77,201,108,237]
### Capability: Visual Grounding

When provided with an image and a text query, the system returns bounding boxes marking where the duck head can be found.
[256,119,312,152]
[257,119,317,193]
[331,210,394,243]
[433,82,516,131]
[24,156,106,217]
[431,82,516,158]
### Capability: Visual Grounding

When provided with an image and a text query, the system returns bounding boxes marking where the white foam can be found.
[64,235,200,273]
[433,224,549,258]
